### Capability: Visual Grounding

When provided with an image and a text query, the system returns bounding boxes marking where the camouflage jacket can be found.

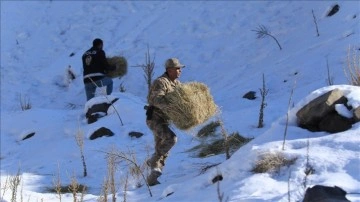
[147,72,181,119]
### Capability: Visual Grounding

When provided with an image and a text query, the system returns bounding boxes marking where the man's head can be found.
[165,58,185,81]
[92,38,103,49]
[165,58,185,69]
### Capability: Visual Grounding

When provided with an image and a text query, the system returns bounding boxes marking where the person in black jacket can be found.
[82,38,115,101]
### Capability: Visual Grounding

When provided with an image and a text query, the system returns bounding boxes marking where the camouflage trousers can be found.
[146,113,177,171]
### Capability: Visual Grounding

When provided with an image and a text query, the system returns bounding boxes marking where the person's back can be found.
[82,39,110,83]
[82,38,114,101]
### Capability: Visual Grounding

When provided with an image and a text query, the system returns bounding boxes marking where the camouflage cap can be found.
[165,58,185,69]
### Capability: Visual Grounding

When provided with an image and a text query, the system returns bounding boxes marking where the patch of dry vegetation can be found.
[251,152,297,174]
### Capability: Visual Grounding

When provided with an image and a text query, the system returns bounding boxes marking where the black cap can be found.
[93,38,103,47]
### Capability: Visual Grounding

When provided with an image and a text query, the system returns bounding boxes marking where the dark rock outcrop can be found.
[89,127,114,140]
[303,185,350,202]
[296,89,358,133]
[326,4,340,17]
[129,131,144,138]
[22,132,35,140]
[243,91,257,100]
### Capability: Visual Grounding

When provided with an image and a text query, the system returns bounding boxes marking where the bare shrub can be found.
[65,65,76,86]
[218,119,230,159]
[287,170,292,202]
[1,176,10,201]
[100,148,153,197]
[64,174,86,202]
[303,137,315,188]
[75,128,87,177]
[258,73,269,128]
[344,45,360,86]
[99,176,109,202]
[251,152,297,174]
[122,173,129,202]
[9,169,22,202]
[196,162,221,175]
[53,164,62,202]
[106,149,118,202]
[19,94,31,111]
[215,170,228,202]
[133,45,155,93]
[119,82,126,92]
[68,175,79,202]
[325,57,334,86]
[252,25,282,50]
[282,80,296,150]
[312,9,320,37]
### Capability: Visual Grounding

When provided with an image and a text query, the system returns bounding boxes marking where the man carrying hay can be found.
[145,58,185,186]
[82,38,115,101]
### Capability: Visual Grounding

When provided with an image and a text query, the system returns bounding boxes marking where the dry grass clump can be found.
[188,132,253,158]
[251,152,297,174]
[106,56,128,78]
[197,120,221,138]
[46,184,87,193]
[163,82,218,130]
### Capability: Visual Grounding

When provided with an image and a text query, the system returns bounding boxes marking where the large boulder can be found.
[296,89,357,133]
[303,185,350,202]
[89,127,114,140]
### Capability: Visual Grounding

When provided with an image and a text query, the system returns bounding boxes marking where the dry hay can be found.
[106,56,128,78]
[163,82,218,130]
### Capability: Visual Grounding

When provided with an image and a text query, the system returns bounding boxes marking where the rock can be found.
[296,89,347,131]
[128,131,144,138]
[327,4,340,17]
[212,174,223,183]
[22,132,35,140]
[89,127,114,140]
[243,91,257,100]
[318,112,353,133]
[303,185,350,202]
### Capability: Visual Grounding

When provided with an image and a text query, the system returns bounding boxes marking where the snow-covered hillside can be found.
[1,1,359,202]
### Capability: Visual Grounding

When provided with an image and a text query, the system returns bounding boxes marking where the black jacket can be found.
[82,46,113,83]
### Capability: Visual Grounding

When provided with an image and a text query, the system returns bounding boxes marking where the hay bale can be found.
[163,82,218,130]
[106,56,128,78]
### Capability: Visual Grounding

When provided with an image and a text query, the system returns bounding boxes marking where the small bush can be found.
[46,184,87,193]
[133,45,155,93]
[197,120,221,138]
[19,94,31,111]
[251,152,297,174]
[189,132,253,158]
[252,24,282,50]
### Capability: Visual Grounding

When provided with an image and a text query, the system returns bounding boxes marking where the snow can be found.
[1,1,359,202]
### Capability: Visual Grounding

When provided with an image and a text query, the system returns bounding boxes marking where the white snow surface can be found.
[1,1,360,202]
